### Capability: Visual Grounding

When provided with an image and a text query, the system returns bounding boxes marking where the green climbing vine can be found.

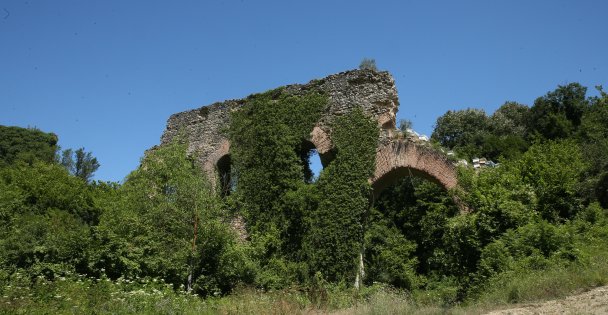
[227,89,327,286]
[227,88,380,286]
[304,108,379,283]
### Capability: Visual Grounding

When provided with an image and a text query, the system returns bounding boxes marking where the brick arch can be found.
[371,140,458,198]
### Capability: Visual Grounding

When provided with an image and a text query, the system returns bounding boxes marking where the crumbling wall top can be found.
[160,69,400,170]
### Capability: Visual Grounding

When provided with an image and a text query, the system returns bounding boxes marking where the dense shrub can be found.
[93,140,253,295]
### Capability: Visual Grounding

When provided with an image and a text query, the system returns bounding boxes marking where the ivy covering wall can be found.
[227,90,380,285]
[304,108,378,283]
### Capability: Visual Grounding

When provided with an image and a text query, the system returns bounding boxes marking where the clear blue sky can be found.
[2,0,607,182]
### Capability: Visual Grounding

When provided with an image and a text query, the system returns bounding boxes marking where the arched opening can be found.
[309,149,322,181]
[364,170,460,287]
[216,154,235,197]
[298,140,334,183]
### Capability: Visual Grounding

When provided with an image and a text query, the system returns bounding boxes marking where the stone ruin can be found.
[159,69,458,197]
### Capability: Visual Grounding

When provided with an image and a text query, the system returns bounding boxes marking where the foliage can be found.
[578,86,608,207]
[364,213,418,289]
[471,203,608,305]
[398,119,413,132]
[94,140,252,296]
[228,89,325,237]
[359,58,378,71]
[457,163,536,239]
[59,147,100,182]
[490,102,529,137]
[305,108,378,283]
[431,108,490,151]
[0,125,58,166]
[0,161,101,225]
[517,140,586,221]
[528,83,589,140]
[371,177,459,280]
[227,89,327,286]
[0,162,100,280]
[431,107,529,161]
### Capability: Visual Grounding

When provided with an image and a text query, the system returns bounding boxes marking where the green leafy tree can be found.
[457,163,537,243]
[0,162,99,277]
[431,104,532,161]
[60,148,100,182]
[517,140,587,221]
[94,140,253,295]
[490,102,529,137]
[372,177,460,278]
[0,125,58,166]
[0,162,100,225]
[476,219,576,286]
[578,86,608,207]
[528,83,589,140]
[431,108,491,158]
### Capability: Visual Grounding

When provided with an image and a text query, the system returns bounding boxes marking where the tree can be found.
[431,109,492,159]
[0,125,58,166]
[528,83,588,140]
[0,161,100,277]
[93,140,253,295]
[60,148,100,182]
[490,102,530,137]
[359,58,377,71]
[578,86,608,207]
[432,109,490,150]
[517,140,587,221]
[432,106,531,161]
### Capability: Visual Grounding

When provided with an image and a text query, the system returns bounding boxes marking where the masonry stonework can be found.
[159,69,458,196]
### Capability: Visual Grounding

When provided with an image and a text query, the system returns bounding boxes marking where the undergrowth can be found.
[3,240,608,315]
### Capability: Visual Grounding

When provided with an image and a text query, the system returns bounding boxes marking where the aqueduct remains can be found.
[159,69,458,197]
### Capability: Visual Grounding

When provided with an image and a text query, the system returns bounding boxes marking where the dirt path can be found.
[486,286,608,315]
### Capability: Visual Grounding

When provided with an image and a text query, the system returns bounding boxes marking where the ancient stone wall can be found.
[159,69,458,196]
[161,69,399,177]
